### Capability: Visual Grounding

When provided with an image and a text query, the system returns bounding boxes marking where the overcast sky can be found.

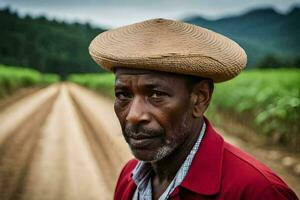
[0,0,299,28]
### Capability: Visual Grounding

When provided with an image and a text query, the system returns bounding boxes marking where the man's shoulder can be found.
[121,159,139,176]
[114,159,138,199]
[116,158,138,184]
[223,142,282,184]
[221,142,298,199]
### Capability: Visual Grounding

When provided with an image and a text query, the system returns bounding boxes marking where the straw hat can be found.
[89,18,247,82]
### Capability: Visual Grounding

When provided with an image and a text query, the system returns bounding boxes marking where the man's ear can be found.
[190,80,213,118]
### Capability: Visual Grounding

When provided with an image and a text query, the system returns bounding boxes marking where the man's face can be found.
[114,68,196,162]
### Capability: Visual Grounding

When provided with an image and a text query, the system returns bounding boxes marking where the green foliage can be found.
[256,54,283,68]
[210,69,300,146]
[68,73,115,97]
[0,64,60,97]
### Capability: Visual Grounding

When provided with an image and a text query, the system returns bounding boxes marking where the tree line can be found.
[0,7,299,78]
[0,8,105,78]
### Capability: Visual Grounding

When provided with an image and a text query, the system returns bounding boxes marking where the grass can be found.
[0,64,60,98]
[208,69,300,150]
[68,73,115,97]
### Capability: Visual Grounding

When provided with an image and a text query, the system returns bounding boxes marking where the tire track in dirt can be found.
[70,95,118,190]
[0,85,59,200]
[0,85,59,142]
[21,84,113,200]
[0,87,43,112]
[67,83,132,194]
[0,83,128,200]
[67,84,131,165]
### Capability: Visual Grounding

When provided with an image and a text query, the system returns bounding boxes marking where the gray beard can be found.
[139,111,191,162]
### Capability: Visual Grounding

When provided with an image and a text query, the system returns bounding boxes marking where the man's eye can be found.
[149,91,166,99]
[115,92,132,100]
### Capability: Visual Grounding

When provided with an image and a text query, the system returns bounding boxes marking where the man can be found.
[89,19,298,199]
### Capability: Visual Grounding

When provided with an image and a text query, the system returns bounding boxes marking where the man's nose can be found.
[126,96,150,125]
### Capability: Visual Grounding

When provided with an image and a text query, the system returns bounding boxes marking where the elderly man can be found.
[89,19,298,200]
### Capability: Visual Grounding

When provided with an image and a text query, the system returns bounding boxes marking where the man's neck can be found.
[149,119,204,198]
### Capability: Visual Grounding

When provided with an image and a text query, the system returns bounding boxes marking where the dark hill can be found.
[184,7,300,68]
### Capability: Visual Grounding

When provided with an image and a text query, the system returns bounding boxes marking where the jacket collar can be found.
[180,117,224,195]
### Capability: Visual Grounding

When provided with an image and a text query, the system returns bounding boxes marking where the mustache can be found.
[124,125,164,139]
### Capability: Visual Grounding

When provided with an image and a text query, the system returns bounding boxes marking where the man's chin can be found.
[130,145,175,162]
[130,149,157,162]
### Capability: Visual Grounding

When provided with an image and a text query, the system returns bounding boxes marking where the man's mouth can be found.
[127,136,160,148]
[124,125,164,148]
[129,134,157,140]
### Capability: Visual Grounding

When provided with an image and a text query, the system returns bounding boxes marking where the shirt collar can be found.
[131,121,207,198]
[131,161,152,189]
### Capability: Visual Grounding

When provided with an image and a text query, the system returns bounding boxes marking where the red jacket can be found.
[114,119,298,200]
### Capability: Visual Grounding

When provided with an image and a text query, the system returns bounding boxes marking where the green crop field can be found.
[68,73,115,97]
[209,69,300,149]
[68,69,300,150]
[0,64,60,98]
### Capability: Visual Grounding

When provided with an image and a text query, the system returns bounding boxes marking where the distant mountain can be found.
[184,7,300,68]
[0,8,105,78]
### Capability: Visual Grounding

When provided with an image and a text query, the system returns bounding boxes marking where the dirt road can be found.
[0,83,131,200]
[0,83,299,199]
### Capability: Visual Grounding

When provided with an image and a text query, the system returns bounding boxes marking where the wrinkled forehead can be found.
[115,67,187,80]
[116,67,167,77]
[114,67,189,89]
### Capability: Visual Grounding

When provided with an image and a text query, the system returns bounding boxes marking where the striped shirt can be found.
[131,122,206,200]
